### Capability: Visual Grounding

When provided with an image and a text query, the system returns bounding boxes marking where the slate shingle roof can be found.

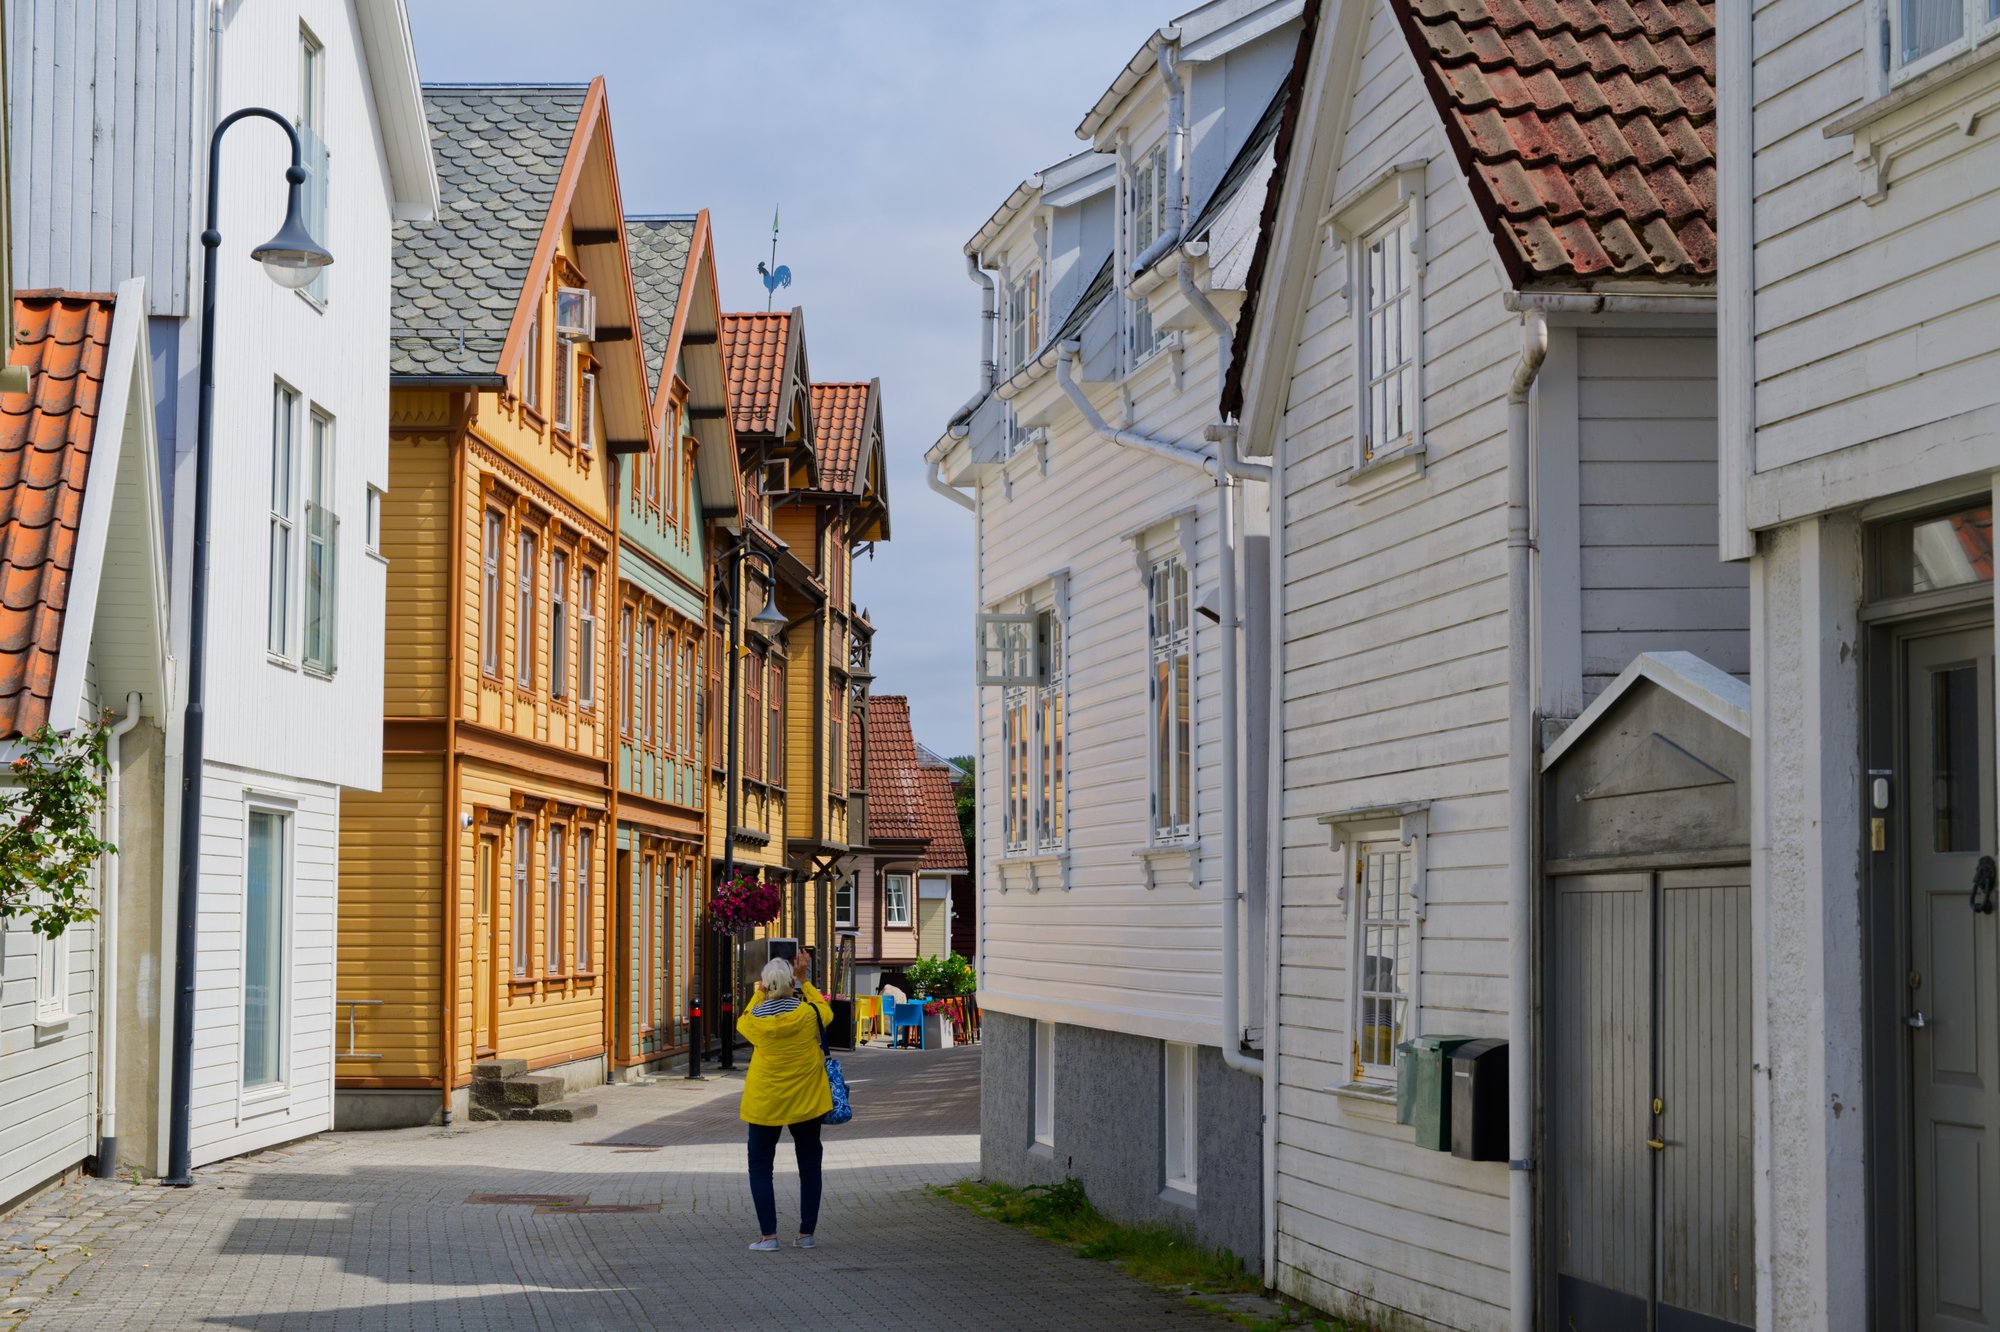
[916,763,967,872]
[1393,0,1718,281]
[809,383,870,493]
[861,695,924,844]
[0,292,115,737]
[626,215,696,391]
[720,311,792,438]
[391,85,586,379]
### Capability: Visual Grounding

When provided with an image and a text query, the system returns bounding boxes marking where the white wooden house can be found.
[1717,0,2000,1324]
[0,282,173,1211]
[8,0,437,1172]
[1224,0,1745,1326]
[928,0,1305,1263]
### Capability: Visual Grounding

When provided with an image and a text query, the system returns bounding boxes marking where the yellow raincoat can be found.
[737,983,835,1127]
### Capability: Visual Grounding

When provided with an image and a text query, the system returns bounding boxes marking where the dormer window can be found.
[1130,144,1167,257]
[555,287,596,338]
[1008,270,1040,371]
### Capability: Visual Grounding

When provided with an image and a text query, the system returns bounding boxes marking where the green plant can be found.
[1,723,114,939]
[903,951,975,998]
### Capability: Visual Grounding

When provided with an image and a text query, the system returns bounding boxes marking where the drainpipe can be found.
[93,693,145,1178]
[1056,343,1215,476]
[1133,31,1187,275]
[1177,245,1234,386]
[1505,308,1549,1332]
[927,451,974,513]
[949,253,998,425]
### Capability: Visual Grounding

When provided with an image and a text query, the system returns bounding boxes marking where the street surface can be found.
[1,1045,1235,1331]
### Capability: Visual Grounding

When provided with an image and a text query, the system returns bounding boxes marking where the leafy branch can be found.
[1,724,115,938]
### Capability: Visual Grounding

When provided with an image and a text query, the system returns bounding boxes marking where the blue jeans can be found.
[747,1118,823,1237]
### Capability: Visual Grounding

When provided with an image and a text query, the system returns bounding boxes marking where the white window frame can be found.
[513,819,532,977]
[296,25,329,305]
[1032,1019,1055,1148]
[1129,142,1166,258]
[35,905,72,1026]
[996,605,1066,857]
[523,312,541,411]
[580,370,597,451]
[545,823,565,977]
[365,484,383,557]
[1164,1042,1197,1194]
[553,334,575,434]
[579,568,597,710]
[268,383,299,658]
[481,510,503,676]
[1007,268,1040,372]
[301,408,337,675]
[1320,803,1430,1089]
[516,529,538,690]
[1147,553,1194,843]
[884,873,912,928]
[550,550,569,700]
[576,827,593,974]
[1332,164,1428,475]
[241,802,294,1098]
[835,875,855,929]
[1886,0,2000,81]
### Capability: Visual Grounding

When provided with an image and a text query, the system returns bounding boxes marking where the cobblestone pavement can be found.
[1,1045,1236,1331]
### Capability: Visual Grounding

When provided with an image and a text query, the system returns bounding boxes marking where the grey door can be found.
[1906,627,1999,1332]
[1550,868,1753,1332]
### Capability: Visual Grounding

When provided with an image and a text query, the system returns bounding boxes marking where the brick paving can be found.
[1,1045,1236,1331]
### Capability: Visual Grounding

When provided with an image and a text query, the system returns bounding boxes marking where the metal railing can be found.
[335,998,384,1060]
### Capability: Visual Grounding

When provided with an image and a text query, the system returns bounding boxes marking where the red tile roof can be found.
[0,292,115,738]
[1394,0,1717,282]
[809,382,870,494]
[916,764,967,872]
[720,311,792,438]
[861,695,924,844]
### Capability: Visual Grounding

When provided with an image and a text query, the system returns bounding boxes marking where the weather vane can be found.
[756,204,791,312]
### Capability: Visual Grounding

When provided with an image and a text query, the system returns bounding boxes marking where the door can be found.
[474,837,496,1054]
[1906,626,1999,1332]
[1549,867,1753,1331]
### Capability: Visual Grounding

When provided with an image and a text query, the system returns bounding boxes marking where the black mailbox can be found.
[1450,1038,1508,1162]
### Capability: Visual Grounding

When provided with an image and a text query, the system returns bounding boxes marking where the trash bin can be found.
[1409,1035,1477,1151]
[1396,1039,1420,1125]
[1450,1038,1509,1162]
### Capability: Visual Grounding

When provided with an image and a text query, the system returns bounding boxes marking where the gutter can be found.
[1055,342,1216,476]
[1504,306,1550,1332]
[1132,33,1188,275]
[1176,244,1235,386]
[93,693,146,1177]
[927,451,975,513]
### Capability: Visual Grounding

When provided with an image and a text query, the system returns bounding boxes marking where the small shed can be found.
[1539,652,1754,1332]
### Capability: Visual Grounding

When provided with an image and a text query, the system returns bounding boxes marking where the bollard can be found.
[685,1000,705,1080]
[720,996,735,1070]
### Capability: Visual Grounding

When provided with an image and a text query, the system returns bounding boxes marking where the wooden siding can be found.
[383,434,452,717]
[336,755,445,1082]
[0,899,96,1209]
[1747,1,2000,484]
[7,0,197,315]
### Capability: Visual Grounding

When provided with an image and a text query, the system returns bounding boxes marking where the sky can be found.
[406,0,1174,756]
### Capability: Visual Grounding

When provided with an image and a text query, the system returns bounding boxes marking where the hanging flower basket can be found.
[710,869,783,935]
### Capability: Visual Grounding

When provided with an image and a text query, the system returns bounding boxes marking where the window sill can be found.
[267,653,298,672]
[365,548,389,568]
[1133,843,1196,890]
[1329,1081,1399,1112]
[1339,442,1427,501]
[522,405,546,432]
[996,852,1068,893]
[1160,1183,1197,1208]
[34,1013,72,1042]
[1825,38,2000,203]
[303,664,335,683]
[239,1090,292,1120]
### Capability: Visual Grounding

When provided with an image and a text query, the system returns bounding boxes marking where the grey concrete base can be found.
[335,1089,447,1131]
[980,1011,1261,1262]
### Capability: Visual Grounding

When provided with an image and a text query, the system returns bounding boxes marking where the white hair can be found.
[760,956,796,1000]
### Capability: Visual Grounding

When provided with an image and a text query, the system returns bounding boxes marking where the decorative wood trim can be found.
[384,719,449,754]
[456,721,609,787]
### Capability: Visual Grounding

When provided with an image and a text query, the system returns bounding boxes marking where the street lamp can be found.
[693,541,786,1079]
[165,108,333,1188]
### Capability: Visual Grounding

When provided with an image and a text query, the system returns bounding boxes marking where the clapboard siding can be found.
[1575,330,1745,699]
[7,0,197,315]
[383,435,452,717]
[0,914,97,1208]
[335,755,445,1079]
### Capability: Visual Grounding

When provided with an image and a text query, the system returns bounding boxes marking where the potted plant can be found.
[710,868,782,937]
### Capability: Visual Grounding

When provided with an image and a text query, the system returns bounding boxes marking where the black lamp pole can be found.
[165,108,333,1187]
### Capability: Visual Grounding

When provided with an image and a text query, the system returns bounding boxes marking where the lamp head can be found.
[253,164,334,290]
[752,599,789,630]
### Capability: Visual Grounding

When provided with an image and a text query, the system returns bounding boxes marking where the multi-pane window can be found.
[1352,839,1416,1084]
[620,608,634,735]
[1008,270,1040,370]
[268,385,298,655]
[708,626,724,771]
[1129,297,1158,365]
[550,552,569,700]
[1892,0,2000,75]
[297,27,328,304]
[516,531,538,689]
[302,411,337,673]
[546,824,565,976]
[513,820,531,976]
[579,569,597,709]
[482,511,502,675]
[998,609,1065,854]
[644,620,658,745]
[1149,558,1192,840]
[835,875,855,929]
[579,371,597,451]
[670,630,685,756]
[523,312,541,411]
[769,658,786,787]
[830,683,846,797]
[244,809,290,1090]
[576,828,593,974]
[554,336,575,434]
[365,485,382,555]
[684,641,700,776]
[885,873,911,927]
[1164,1042,1198,1193]
[35,908,70,1022]
[1130,143,1167,255]
[1358,213,1417,462]
[746,652,765,783]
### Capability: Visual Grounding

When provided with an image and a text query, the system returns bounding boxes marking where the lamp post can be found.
[165,109,334,1187]
[698,539,786,1077]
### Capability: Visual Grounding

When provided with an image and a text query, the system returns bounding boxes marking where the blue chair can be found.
[891,997,927,1050]
[875,994,895,1045]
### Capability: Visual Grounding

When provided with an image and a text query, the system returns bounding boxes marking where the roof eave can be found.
[356,0,441,220]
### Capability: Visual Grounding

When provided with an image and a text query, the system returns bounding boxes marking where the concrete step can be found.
[472,1059,528,1082]
[502,1075,569,1108]
[467,1104,504,1122]
[505,1101,598,1123]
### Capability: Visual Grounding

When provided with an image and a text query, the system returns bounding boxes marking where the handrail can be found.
[336,998,385,1061]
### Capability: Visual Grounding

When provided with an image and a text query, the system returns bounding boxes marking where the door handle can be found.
[1906,1011,1928,1029]
[1972,856,1997,914]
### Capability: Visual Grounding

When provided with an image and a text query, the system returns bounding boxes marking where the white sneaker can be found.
[794,1235,817,1249]
[748,1238,780,1252]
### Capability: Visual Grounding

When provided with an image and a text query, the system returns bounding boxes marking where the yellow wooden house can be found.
[337,80,651,1125]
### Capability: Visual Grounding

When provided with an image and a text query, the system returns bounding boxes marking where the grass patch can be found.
[931,1176,1263,1299]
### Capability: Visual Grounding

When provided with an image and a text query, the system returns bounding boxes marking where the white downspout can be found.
[927,451,975,513]
[1133,31,1187,275]
[950,253,998,424]
[1177,247,1234,387]
[1056,342,1216,476]
[94,692,145,1178]
[1505,309,1549,1332]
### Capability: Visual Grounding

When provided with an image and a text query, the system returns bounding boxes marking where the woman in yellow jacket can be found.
[737,953,833,1251]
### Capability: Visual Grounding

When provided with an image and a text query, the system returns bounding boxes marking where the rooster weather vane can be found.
[757,205,792,311]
